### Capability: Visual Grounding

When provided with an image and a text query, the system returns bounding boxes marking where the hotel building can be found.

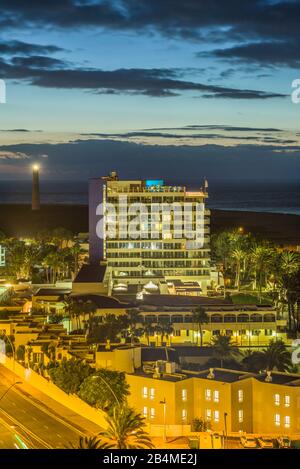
[89,172,211,294]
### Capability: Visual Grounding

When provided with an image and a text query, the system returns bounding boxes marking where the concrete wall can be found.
[72,282,108,295]
[1,355,107,430]
[96,347,141,373]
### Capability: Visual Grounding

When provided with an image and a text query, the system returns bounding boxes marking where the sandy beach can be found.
[0,204,299,246]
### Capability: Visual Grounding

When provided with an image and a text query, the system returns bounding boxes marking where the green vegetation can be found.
[16,345,25,362]
[70,405,153,450]
[212,229,300,333]
[192,306,209,346]
[0,227,83,283]
[192,417,211,432]
[48,359,92,394]
[99,405,154,449]
[79,369,129,411]
[48,359,130,416]
[231,293,272,305]
[242,340,292,373]
[211,335,241,368]
[70,435,109,450]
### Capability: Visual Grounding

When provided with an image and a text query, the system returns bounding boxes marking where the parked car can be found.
[240,435,257,449]
[277,436,291,449]
[257,437,274,449]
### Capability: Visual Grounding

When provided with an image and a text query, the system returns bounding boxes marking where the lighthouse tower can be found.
[32,165,40,211]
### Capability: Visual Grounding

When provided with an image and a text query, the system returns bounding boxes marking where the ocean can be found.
[0,180,299,215]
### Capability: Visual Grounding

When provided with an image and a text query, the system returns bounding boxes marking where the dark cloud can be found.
[204,40,300,68]
[0,1,299,45]
[1,138,299,182]
[0,2,298,74]
[145,125,283,132]
[0,57,285,99]
[0,39,63,55]
[81,131,294,144]
[0,129,42,132]
[11,55,65,69]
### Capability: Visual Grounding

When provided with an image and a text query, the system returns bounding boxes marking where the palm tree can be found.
[192,306,209,346]
[63,296,82,331]
[80,300,97,335]
[51,228,73,249]
[143,321,155,346]
[69,435,109,449]
[4,239,41,280]
[280,269,300,332]
[126,308,142,343]
[251,244,274,300]
[43,251,63,284]
[211,231,235,297]
[155,318,173,346]
[279,251,300,276]
[231,248,245,291]
[211,335,240,368]
[99,405,154,449]
[242,349,266,373]
[262,339,292,372]
[242,340,292,372]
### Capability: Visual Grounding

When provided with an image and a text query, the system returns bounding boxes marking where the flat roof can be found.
[71,294,129,309]
[141,346,179,363]
[73,264,106,283]
[254,371,300,386]
[34,288,70,297]
[130,367,250,383]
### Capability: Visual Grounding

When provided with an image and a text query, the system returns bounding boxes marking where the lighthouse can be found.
[32,165,40,211]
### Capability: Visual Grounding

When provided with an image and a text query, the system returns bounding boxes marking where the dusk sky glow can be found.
[0,1,300,181]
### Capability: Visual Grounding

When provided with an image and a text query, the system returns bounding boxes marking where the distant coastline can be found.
[0,203,299,245]
[0,180,299,216]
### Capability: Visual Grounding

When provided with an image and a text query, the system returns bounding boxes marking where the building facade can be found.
[126,368,300,437]
[100,172,210,293]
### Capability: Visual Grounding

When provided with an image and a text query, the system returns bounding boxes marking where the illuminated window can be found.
[274,414,280,426]
[182,389,187,402]
[142,387,148,399]
[274,394,280,406]
[238,410,244,423]
[238,389,244,403]
[214,410,220,422]
[150,408,155,420]
[284,416,290,428]
[150,388,155,400]
[284,395,291,408]
[143,406,148,418]
[205,389,212,401]
[213,390,219,403]
[205,409,212,421]
[182,409,187,421]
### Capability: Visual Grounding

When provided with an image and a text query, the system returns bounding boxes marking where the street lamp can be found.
[159,398,167,443]
[0,381,22,402]
[224,412,228,449]
[91,374,120,406]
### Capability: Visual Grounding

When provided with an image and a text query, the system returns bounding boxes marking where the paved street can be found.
[0,417,19,449]
[0,365,102,449]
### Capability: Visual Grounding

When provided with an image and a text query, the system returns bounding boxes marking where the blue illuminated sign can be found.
[145,180,164,187]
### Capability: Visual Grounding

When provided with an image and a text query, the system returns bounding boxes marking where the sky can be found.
[0,0,300,181]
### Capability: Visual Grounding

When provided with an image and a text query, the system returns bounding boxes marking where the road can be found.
[0,365,95,449]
